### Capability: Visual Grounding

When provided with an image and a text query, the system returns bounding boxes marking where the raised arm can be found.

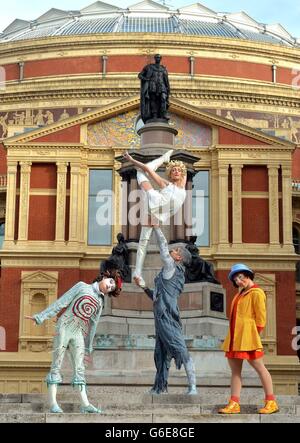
[153,227,175,280]
[32,282,84,325]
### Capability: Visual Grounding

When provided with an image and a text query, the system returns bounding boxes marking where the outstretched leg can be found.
[124,151,173,190]
[133,226,153,287]
[146,150,173,172]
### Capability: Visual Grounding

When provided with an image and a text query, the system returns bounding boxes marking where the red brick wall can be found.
[242,198,269,243]
[2,63,19,81]
[292,148,300,179]
[34,125,81,143]
[0,268,22,351]
[219,127,267,145]
[242,166,268,192]
[216,270,235,318]
[30,163,57,189]
[5,56,294,85]
[0,144,7,174]
[277,67,297,87]
[24,56,101,78]
[28,196,56,241]
[276,271,297,355]
[107,55,152,73]
[197,58,272,82]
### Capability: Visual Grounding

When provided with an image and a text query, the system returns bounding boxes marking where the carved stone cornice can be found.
[1,33,300,64]
[1,75,300,110]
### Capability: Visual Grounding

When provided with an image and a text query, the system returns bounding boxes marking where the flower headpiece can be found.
[166,160,187,178]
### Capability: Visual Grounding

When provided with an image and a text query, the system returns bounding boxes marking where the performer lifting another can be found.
[123,150,187,287]
[135,227,197,395]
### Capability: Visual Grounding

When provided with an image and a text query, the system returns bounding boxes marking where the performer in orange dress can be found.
[219,264,279,415]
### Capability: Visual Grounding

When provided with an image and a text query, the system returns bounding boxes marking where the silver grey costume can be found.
[144,228,197,394]
[34,281,103,386]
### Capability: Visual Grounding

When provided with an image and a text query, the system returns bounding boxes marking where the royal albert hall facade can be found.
[0,0,300,393]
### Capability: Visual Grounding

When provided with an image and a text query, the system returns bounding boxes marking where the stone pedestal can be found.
[138,121,178,150]
[80,282,233,385]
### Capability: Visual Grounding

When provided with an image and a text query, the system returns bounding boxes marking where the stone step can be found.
[0,412,300,423]
[0,402,297,415]
[2,390,299,406]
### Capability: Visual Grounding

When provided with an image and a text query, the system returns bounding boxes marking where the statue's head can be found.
[117,233,125,242]
[154,54,162,63]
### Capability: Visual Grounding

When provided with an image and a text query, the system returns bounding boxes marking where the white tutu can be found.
[146,183,186,223]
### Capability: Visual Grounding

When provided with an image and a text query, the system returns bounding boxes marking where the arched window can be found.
[30,293,46,336]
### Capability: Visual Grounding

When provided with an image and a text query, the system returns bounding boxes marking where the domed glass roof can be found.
[0,1,298,47]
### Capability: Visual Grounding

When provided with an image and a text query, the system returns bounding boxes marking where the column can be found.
[113,159,122,242]
[272,64,277,83]
[184,175,193,242]
[189,56,195,78]
[79,166,88,244]
[268,165,280,245]
[211,166,219,246]
[55,162,68,242]
[102,55,108,78]
[128,174,138,242]
[19,62,25,82]
[282,166,293,245]
[121,175,129,240]
[4,162,18,243]
[218,165,229,246]
[68,163,81,245]
[232,164,243,244]
[18,161,31,241]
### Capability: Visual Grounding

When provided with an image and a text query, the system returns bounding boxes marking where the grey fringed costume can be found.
[144,228,196,394]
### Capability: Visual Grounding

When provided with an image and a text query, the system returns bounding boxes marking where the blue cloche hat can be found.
[228,264,254,282]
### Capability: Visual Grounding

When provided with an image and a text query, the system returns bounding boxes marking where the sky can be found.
[0,0,299,37]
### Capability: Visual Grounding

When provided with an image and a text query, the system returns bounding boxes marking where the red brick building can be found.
[0,1,299,393]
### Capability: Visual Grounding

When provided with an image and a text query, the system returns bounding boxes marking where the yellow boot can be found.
[259,400,279,414]
[218,400,240,414]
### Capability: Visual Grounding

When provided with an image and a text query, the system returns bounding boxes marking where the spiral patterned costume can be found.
[34,282,103,386]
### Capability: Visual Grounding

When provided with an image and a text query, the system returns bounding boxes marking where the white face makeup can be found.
[103,278,116,293]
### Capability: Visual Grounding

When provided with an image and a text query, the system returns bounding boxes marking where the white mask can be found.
[103,278,116,293]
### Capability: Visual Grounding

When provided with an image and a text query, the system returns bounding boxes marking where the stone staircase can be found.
[0,386,299,423]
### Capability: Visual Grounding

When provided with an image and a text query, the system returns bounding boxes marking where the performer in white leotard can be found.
[123,150,187,287]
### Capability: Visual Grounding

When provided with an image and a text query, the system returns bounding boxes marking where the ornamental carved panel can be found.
[18,270,58,353]
[255,273,277,356]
